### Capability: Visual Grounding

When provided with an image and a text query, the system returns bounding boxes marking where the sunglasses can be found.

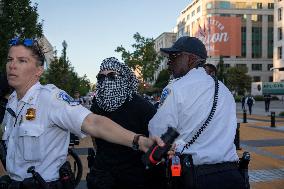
[167,53,182,63]
[8,37,45,65]
[9,38,35,46]
[96,72,120,81]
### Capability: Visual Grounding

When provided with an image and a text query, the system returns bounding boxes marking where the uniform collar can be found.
[20,82,41,105]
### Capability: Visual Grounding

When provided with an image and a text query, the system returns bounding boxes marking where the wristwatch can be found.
[132,134,145,151]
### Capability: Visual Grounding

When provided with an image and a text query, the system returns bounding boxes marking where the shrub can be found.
[254,95,264,101]
[279,112,284,116]
[235,95,242,102]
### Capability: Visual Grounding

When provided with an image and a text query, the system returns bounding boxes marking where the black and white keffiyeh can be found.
[95,57,138,112]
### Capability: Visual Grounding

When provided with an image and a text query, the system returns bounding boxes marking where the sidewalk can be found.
[236,101,284,189]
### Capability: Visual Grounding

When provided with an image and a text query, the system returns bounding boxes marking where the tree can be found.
[0,0,43,73]
[225,67,251,95]
[44,41,91,96]
[153,69,170,90]
[216,56,226,84]
[115,32,162,82]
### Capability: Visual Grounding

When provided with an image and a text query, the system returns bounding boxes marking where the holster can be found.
[0,175,11,189]
[59,161,75,189]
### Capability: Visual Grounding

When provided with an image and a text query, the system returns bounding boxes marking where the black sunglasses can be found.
[167,53,182,63]
[96,72,120,81]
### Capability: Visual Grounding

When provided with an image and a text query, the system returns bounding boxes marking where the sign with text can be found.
[193,16,241,57]
[263,82,284,95]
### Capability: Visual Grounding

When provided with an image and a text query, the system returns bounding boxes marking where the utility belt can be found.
[180,154,239,176]
[0,176,61,189]
[167,153,250,189]
[0,161,75,189]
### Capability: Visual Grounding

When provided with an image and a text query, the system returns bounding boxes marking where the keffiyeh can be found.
[95,57,138,112]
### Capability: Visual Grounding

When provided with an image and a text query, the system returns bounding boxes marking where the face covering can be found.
[95,57,138,112]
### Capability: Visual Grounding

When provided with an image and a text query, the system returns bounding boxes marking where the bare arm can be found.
[81,113,163,152]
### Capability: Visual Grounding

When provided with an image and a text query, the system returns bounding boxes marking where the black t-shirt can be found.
[90,94,157,185]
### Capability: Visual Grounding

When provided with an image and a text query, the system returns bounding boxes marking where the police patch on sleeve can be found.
[57,91,80,106]
[159,88,171,107]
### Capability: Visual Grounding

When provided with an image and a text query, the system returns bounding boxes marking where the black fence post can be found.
[234,123,241,150]
[271,112,276,128]
[243,109,247,123]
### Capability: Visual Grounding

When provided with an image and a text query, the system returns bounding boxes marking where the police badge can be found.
[26,108,36,120]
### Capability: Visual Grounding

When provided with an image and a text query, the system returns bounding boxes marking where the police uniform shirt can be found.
[2,82,91,181]
[149,68,239,165]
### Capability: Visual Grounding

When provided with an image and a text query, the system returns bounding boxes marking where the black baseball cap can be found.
[160,36,207,59]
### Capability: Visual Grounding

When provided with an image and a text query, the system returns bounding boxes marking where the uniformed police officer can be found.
[0,37,163,189]
[148,37,246,189]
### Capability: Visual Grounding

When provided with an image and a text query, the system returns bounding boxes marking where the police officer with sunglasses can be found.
[148,37,246,189]
[0,37,164,189]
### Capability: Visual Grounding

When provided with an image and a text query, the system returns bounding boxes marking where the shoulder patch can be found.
[57,91,80,106]
[159,88,171,107]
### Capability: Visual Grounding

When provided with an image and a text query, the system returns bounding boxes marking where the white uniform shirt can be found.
[149,68,239,165]
[2,82,91,181]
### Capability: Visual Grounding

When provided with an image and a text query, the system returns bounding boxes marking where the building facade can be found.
[274,0,284,82]
[153,32,177,83]
[175,0,274,82]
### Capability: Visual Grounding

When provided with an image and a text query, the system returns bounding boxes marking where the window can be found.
[192,10,195,17]
[220,14,230,17]
[236,64,247,69]
[252,27,262,58]
[278,8,282,21]
[235,2,246,9]
[252,15,262,22]
[219,1,230,9]
[269,76,273,82]
[268,27,273,58]
[267,64,273,71]
[206,2,213,9]
[253,76,261,82]
[268,15,274,22]
[278,46,282,59]
[268,3,274,9]
[224,64,230,68]
[187,14,190,20]
[278,27,282,40]
[241,27,246,57]
[252,2,262,9]
[197,6,201,13]
[252,64,262,71]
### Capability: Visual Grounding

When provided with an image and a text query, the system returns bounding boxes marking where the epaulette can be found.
[40,84,58,92]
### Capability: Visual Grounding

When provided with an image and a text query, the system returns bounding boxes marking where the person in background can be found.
[245,95,255,115]
[241,95,246,111]
[73,90,84,105]
[86,57,165,189]
[263,94,271,112]
[0,37,163,189]
[148,36,245,189]
[203,63,217,76]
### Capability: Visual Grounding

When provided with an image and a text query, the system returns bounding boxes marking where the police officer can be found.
[0,37,163,189]
[148,37,245,189]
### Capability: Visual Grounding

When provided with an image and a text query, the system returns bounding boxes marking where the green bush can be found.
[279,112,284,116]
[254,95,264,101]
[234,95,242,102]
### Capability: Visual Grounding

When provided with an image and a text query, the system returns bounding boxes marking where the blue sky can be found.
[32,0,191,83]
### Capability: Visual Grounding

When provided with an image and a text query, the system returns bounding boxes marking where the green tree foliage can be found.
[43,41,91,96]
[0,0,43,73]
[115,32,162,82]
[216,56,226,84]
[225,67,251,95]
[154,69,170,90]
